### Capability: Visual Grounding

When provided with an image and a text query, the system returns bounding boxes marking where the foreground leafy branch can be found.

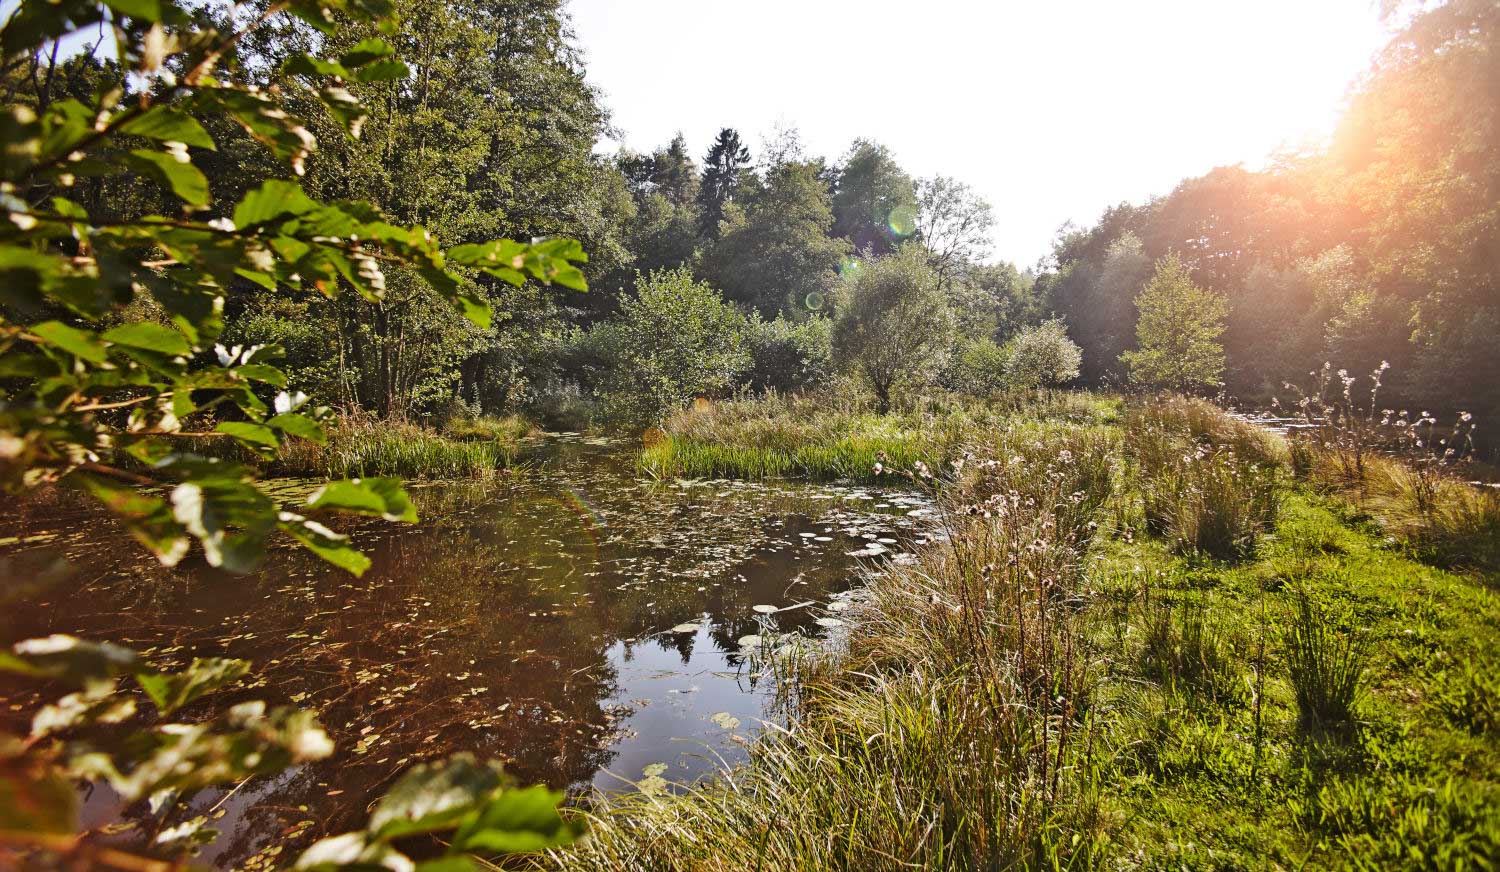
[0,0,586,864]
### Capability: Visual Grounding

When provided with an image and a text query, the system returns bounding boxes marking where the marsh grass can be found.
[551,391,1499,871]
[441,413,538,444]
[639,390,1117,482]
[1138,591,1240,705]
[1126,398,1281,558]
[554,421,1116,870]
[1295,439,1500,572]
[277,416,517,479]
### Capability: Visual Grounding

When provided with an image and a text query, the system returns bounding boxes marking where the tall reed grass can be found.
[277,416,518,479]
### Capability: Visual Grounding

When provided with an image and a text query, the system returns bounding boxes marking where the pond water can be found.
[0,436,933,867]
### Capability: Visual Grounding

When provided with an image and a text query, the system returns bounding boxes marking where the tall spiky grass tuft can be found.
[1283,587,1368,734]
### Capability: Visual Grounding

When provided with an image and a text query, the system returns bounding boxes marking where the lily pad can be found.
[751,605,778,614]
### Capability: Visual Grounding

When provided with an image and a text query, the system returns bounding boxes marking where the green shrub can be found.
[588,268,751,424]
[945,337,1010,395]
[742,313,834,394]
[1002,318,1082,391]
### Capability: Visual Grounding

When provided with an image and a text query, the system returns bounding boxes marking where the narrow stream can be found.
[0,436,933,867]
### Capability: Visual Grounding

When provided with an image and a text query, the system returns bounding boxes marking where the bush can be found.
[1002,318,1082,391]
[587,268,751,424]
[945,337,1010,395]
[742,314,834,394]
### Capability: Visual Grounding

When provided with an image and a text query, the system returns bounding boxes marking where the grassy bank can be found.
[639,390,1118,482]
[175,414,532,479]
[548,394,1499,870]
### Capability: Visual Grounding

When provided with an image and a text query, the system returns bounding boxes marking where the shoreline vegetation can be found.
[548,391,1499,870]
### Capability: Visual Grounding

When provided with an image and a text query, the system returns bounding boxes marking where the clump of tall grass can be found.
[554,423,1115,869]
[1138,592,1240,705]
[276,416,515,479]
[639,391,984,481]
[1283,587,1368,734]
[1125,398,1281,558]
[441,413,538,444]
[1128,394,1284,468]
[1285,383,1500,571]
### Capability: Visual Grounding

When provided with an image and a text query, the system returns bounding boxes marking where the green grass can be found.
[544,393,1500,871]
[638,390,1119,482]
[276,416,520,479]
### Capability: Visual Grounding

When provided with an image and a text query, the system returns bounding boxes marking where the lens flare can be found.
[886,205,918,238]
[837,255,862,277]
[804,291,825,310]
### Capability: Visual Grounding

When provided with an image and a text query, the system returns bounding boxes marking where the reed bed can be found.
[276,417,519,479]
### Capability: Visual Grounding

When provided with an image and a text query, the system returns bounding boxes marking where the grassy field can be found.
[548,392,1499,871]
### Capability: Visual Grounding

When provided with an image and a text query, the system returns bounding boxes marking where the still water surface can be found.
[0,436,931,866]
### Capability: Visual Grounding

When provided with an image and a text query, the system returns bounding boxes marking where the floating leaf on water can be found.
[751,605,777,614]
[737,635,762,648]
[710,711,741,730]
[641,763,667,778]
[815,617,844,628]
[669,623,700,634]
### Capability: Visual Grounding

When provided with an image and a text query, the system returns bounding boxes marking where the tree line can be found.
[6,0,1496,433]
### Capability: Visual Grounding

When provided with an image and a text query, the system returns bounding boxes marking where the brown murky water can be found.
[0,436,933,867]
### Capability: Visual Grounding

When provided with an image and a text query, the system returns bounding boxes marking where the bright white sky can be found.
[567,0,1392,268]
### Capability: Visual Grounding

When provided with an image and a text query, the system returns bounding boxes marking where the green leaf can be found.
[125,149,210,207]
[236,364,289,387]
[354,60,410,83]
[367,755,505,841]
[102,0,162,21]
[283,54,352,79]
[295,831,412,871]
[451,784,581,855]
[457,292,492,329]
[119,107,215,150]
[216,421,279,448]
[278,516,370,576]
[31,320,107,362]
[269,413,326,444]
[305,478,417,523]
[135,658,251,716]
[71,472,191,563]
[0,635,144,684]
[234,180,318,229]
[102,322,192,356]
[339,38,395,68]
